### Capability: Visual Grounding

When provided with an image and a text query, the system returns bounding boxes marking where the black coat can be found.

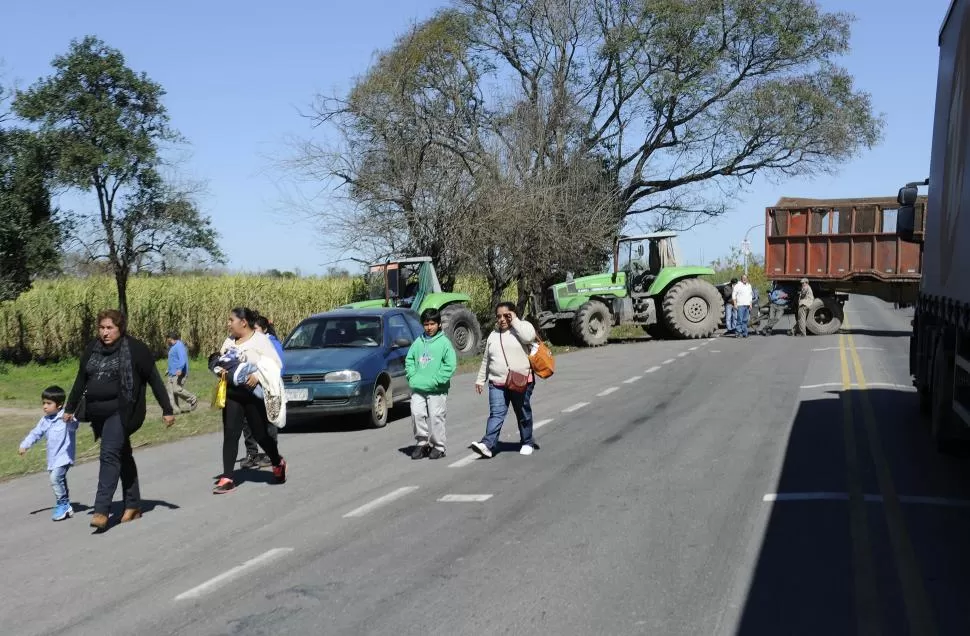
[65,335,175,435]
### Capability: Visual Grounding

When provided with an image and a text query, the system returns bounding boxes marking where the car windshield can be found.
[283,317,383,349]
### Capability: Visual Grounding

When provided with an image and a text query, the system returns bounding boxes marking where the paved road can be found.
[1,296,969,635]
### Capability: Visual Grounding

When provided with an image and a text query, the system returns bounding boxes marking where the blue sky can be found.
[0,0,951,274]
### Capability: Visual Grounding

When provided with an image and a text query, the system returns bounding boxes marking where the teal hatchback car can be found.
[281,308,425,428]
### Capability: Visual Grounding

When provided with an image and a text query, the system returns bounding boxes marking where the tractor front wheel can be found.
[572,300,612,347]
[440,305,483,357]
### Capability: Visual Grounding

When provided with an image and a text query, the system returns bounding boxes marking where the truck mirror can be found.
[897,185,918,206]
[897,205,916,242]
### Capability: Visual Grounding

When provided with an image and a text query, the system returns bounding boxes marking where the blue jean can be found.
[736,305,750,337]
[725,304,735,332]
[50,464,70,506]
[481,382,535,451]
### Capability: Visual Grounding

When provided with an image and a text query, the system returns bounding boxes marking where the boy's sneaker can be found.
[240,454,259,469]
[411,444,429,460]
[212,477,236,494]
[519,444,534,456]
[428,448,446,460]
[256,453,273,468]
[273,458,287,484]
[469,442,493,458]
[51,504,73,521]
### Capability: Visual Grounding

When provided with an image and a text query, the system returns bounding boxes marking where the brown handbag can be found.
[500,334,531,393]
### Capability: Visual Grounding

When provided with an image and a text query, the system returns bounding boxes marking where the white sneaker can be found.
[519,444,534,456]
[469,442,493,458]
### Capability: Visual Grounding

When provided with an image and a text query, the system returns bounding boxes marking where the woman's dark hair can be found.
[495,301,516,315]
[42,385,66,406]
[230,307,259,330]
[254,315,278,337]
[97,309,127,333]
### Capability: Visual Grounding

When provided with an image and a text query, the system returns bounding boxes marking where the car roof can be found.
[303,307,413,321]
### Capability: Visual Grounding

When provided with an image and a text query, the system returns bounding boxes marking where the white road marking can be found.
[677,352,689,357]
[533,418,554,429]
[343,486,419,518]
[689,346,699,351]
[597,387,619,396]
[813,346,884,352]
[448,455,480,468]
[438,494,493,502]
[764,492,970,508]
[645,366,661,373]
[710,350,721,353]
[562,402,589,413]
[662,358,675,365]
[175,548,293,601]
[622,376,642,384]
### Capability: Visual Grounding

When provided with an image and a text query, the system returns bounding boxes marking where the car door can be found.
[385,313,413,398]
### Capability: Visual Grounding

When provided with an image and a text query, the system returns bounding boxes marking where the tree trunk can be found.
[114,268,129,317]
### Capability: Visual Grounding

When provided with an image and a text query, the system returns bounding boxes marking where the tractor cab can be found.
[614,232,682,294]
[366,257,441,309]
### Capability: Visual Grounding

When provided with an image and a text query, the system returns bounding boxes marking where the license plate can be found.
[285,388,309,402]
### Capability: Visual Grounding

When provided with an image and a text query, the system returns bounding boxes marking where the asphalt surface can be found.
[2,296,969,635]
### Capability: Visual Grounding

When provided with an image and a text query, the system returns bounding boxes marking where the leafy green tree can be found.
[13,36,223,315]
[0,128,66,300]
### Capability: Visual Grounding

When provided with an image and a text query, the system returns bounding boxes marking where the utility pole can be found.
[742,223,765,276]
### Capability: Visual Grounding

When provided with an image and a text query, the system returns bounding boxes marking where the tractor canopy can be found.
[343,258,471,314]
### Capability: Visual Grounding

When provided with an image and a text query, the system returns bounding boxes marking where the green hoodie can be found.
[405,331,458,395]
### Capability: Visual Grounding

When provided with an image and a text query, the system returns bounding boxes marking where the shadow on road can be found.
[736,388,970,635]
[280,407,412,434]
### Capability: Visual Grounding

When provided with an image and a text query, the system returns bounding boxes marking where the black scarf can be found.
[96,336,135,402]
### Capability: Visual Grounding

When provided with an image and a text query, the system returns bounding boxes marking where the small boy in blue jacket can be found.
[19,386,79,521]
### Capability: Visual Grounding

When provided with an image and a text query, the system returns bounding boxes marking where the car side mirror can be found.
[393,338,412,348]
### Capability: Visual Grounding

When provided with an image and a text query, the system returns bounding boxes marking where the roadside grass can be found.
[0,344,578,480]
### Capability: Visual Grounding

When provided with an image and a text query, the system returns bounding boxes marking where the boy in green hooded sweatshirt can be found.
[406,308,458,459]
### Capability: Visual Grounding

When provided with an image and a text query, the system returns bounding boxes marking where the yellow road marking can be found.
[839,332,880,635]
[846,327,937,635]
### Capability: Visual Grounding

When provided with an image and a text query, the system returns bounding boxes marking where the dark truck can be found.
[895,0,970,450]
[763,195,927,334]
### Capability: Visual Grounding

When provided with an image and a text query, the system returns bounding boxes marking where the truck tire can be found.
[806,298,843,336]
[930,338,959,453]
[661,279,723,339]
[572,300,612,346]
[439,305,482,357]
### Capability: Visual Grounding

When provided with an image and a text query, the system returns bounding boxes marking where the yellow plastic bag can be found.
[211,372,227,409]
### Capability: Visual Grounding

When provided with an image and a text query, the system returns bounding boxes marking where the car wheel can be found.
[368,383,389,429]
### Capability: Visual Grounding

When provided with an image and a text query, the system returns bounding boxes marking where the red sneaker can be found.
[212,477,235,494]
[273,458,287,484]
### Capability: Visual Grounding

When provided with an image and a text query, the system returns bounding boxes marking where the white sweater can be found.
[476,318,538,386]
[732,282,754,306]
[220,332,287,427]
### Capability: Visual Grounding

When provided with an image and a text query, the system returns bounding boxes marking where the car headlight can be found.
[324,370,361,383]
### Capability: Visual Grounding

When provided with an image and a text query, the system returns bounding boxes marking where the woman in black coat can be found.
[64,309,175,532]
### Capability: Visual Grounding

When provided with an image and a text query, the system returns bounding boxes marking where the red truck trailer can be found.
[764,195,927,334]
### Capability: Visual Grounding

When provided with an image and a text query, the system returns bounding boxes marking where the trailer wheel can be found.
[806,298,843,335]
[930,338,959,454]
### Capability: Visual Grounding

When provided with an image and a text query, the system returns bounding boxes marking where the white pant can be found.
[411,393,447,451]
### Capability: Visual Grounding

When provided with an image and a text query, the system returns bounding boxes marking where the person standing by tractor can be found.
[722,278,737,334]
[796,278,814,336]
[731,275,754,338]
[759,283,790,336]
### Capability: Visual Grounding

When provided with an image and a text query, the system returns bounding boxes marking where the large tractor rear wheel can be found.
[572,300,612,347]
[806,298,843,335]
[661,278,722,339]
[440,305,482,357]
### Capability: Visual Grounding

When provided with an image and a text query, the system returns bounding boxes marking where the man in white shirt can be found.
[731,274,754,338]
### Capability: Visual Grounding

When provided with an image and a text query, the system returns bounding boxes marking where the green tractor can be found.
[343,257,483,357]
[536,232,723,346]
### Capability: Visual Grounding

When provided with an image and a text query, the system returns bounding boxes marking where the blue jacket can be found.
[167,340,190,377]
[269,335,285,373]
[20,409,78,470]
[769,289,790,306]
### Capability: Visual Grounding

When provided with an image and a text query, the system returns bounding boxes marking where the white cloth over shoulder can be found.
[220,332,287,428]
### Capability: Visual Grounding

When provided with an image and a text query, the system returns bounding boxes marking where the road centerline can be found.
[343,486,419,518]
[597,387,620,396]
[562,402,589,413]
[438,494,493,502]
[174,548,294,601]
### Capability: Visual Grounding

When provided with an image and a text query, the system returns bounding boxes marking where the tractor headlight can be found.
[324,370,361,383]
